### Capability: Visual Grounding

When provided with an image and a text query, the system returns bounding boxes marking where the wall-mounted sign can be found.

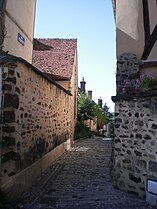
[18,33,25,46]
[146,179,157,195]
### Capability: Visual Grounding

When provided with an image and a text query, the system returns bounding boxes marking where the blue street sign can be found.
[18,33,25,46]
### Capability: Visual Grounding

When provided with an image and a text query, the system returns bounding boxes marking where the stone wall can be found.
[84,118,97,132]
[111,94,157,197]
[112,0,157,200]
[0,55,74,198]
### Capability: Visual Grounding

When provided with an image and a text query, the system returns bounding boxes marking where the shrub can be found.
[74,121,93,140]
[117,73,157,95]
[0,192,23,209]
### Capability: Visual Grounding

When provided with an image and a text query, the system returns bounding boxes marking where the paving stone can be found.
[22,137,156,209]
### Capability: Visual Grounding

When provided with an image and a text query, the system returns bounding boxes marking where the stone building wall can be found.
[0,55,73,198]
[111,53,157,197]
[112,0,157,200]
[84,118,97,132]
[111,94,157,197]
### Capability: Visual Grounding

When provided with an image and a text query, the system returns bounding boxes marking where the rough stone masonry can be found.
[111,53,157,197]
[112,97,157,197]
[0,55,74,198]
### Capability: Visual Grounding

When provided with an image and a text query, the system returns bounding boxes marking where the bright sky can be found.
[34,0,116,112]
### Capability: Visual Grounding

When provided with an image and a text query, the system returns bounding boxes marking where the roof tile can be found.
[33,38,77,79]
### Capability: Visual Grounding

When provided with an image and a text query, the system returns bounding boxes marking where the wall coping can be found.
[112,90,157,103]
[0,54,72,96]
[140,60,157,69]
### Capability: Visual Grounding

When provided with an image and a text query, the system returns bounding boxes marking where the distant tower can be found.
[98,97,103,109]
[88,90,92,100]
[80,77,86,93]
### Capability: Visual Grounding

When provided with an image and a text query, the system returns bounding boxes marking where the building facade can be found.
[0,0,36,63]
[33,38,78,136]
[0,55,74,198]
[0,1,78,199]
[112,0,157,198]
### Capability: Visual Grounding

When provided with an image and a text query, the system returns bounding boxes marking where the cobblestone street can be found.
[23,137,155,209]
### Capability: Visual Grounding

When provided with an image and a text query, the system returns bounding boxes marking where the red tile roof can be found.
[33,38,77,79]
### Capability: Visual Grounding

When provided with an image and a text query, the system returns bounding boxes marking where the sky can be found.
[34,0,116,112]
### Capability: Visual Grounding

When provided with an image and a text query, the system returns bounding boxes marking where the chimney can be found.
[88,90,92,100]
[80,77,86,93]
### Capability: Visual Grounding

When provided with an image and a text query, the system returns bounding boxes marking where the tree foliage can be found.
[77,92,115,137]
[74,121,93,140]
[103,103,113,121]
[77,92,98,121]
[103,103,115,137]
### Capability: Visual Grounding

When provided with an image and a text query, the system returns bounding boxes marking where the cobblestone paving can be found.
[22,137,156,209]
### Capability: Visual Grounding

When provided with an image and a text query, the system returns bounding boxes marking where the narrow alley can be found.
[22,137,155,209]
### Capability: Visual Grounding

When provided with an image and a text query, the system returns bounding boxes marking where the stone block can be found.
[2,136,15,147]
[4,94,19,109]
[134,150,142,157]
[152,124,157,129]
[3,126,15,133]
[1,151,21,163]
[15,87,20,94]
[129,173,141,183]
[2,84,12,91]
[149,161,157,172]
[8,68,15,75]
[3,111,15,123]
[5,77,16,84]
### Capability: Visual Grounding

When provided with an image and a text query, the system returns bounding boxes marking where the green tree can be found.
[103,102,110,118]
[97,109,106,130]
[77,92,97,122]
[103,103,115,137]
